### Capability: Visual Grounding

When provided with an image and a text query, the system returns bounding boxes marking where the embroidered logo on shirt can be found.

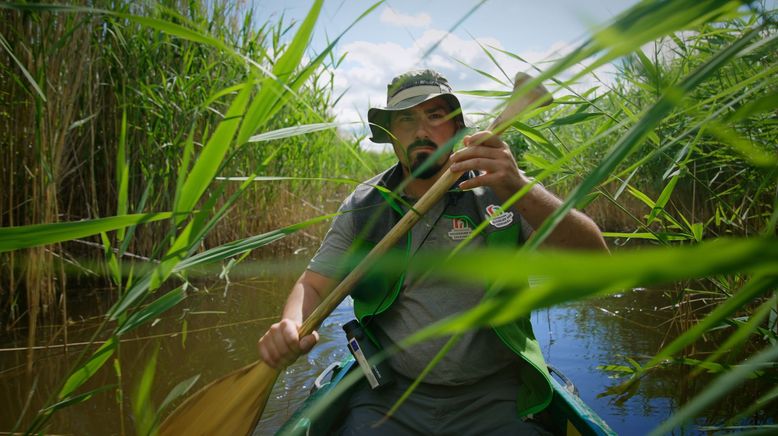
[485,204,514,228]
[447,218,473,241]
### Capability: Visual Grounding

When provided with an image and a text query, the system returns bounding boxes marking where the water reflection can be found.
[254,288,681,434]
[0,270,772,434]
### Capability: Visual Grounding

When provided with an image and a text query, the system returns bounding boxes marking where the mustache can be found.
[408,139,438,153]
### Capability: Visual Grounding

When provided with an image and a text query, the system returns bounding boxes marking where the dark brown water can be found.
[0,264,774,434]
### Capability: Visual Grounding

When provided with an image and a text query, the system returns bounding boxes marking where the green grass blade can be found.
[643,273,778,370]
[398,238,777,342]
[537,112,605,128]
[725,88,778,123]
[116,287,186,336]
[272,0,323,82]
[40,385,115,413]
[647,173,679,225]
[513,122,563,159]
[649,344,778,436]
[704,122,778,167]
[580,0,743,80]
[172,129,195,226]
[0,213,174,253]
[248,122,352,142]
[116,109,129,242]
[174,81,252,217]
[601,231,689,241]
[525,27,761,250]
[132,347,158,436]
[174,211,342,272]
[157,374,200,415]
[692,294,778,376]
[727,384,778,426]
[116,14,232,56]
[0,33,46,101]
[235,0,323,145]
[57,337,117,401]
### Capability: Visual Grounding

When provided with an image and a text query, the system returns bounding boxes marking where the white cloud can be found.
[330,27,620,149]
[380,7,431,28]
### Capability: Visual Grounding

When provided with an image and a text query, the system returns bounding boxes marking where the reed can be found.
[0,1,373,329]
[0,0,776,434]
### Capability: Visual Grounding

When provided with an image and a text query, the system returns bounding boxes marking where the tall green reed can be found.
[269,0,777,432]
[1,0,776,433]
[1,0,380,432]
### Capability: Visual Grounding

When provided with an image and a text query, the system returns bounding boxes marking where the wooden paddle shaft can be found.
[299,72,551,338]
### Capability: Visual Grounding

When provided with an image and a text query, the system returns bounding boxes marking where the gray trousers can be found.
[337,366,551,436]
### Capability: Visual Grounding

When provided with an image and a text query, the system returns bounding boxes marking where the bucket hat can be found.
[368,69,468,143]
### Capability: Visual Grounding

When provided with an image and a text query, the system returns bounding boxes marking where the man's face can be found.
[389,97,458,179]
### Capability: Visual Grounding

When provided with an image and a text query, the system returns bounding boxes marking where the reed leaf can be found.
[0,32,46,101]
[174,81,252,218]
[513,122,563,159]
[174,212,341,272]
[525,26,761,249]
[649,343,778,436]
[647,173,680,225]
[40,385,116,413]
[642,273,778,371]
[692,293,778,376]
[537,112,605,128]
[235,0,323,146]
[400,238,777,342]
[57,337,117,402]
[248,122,350,142]
[116,109,129,243]
[116,287,186,336]
[132,347,159,436]
[153,374,201,429]
[703,122,778,167]
[727,384,778,427]
[0,213,175,253]
[601,231,689,241]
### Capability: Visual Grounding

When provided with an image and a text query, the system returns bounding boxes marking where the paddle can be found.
[158,72,552,436]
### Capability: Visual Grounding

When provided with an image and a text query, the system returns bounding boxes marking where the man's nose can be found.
[414,118,431,138]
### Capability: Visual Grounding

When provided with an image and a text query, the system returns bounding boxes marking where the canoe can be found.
[276,356,616,436]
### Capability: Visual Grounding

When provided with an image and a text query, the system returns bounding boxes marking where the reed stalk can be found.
[0,0,775,433]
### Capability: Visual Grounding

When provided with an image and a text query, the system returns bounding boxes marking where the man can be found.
[258,69,607,434]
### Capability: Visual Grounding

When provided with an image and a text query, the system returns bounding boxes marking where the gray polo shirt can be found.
[309,193,531,385]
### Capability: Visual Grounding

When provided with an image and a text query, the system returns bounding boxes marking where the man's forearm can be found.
[282,281,322,324]
[515,182,608,251]
[281,269,334,324]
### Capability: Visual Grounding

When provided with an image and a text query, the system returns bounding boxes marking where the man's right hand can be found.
[258,319,319,369]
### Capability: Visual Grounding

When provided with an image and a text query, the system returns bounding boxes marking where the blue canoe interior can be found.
[275,356,616,436]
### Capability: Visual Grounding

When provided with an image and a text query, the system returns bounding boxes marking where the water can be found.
[0,271,773,434]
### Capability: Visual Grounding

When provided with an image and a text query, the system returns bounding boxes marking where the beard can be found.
[410,152,443,179]
[407,139,444,179]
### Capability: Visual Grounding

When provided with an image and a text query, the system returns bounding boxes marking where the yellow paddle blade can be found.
[159,360,280,436]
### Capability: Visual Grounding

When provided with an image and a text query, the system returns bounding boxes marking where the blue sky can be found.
[252,1,644,149]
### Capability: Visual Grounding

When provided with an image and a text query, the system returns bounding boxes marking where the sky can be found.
[251,0,645,150]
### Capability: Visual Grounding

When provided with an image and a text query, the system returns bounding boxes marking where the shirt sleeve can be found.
[307,194,357,279]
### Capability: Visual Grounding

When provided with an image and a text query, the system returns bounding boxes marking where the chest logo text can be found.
[485,204,513,228]
[447,218,473,240]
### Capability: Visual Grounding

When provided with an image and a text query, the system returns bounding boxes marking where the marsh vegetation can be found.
[0,0,776,434]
